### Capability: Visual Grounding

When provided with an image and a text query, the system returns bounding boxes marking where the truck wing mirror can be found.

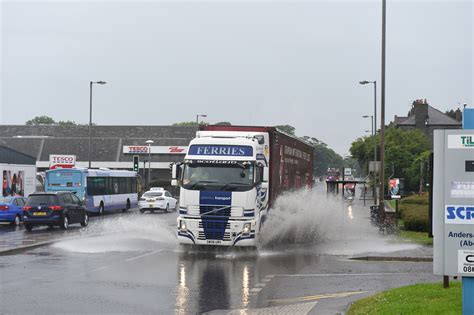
[261,166,269,189]
[171,163,182,186]
[263,167,269,183]
[171,164,177,179]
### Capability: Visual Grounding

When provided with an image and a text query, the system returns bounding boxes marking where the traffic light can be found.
[133,155,139,172]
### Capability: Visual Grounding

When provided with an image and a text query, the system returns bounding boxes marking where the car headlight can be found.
[179,220,187,232]
[243,222,251,235]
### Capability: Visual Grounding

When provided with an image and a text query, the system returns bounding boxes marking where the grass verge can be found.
[398,229,433,246]
[348,282,461,315]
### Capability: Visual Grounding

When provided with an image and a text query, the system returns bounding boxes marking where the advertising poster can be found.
[389,178,401,199]
[2,170,25,197]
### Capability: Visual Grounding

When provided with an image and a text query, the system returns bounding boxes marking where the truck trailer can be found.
[172,125,314,247]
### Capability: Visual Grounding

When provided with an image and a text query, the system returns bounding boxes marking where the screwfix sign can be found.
[123,146,187,154]
[49,155,76,169]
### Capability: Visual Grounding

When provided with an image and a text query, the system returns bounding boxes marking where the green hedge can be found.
[397,194,429,232]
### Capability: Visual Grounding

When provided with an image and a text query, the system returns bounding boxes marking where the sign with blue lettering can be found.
[446,206,474,224]
[188,145,253,157]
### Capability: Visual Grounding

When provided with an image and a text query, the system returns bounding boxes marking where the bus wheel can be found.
[99,203,104,216]
[122,200,130,213]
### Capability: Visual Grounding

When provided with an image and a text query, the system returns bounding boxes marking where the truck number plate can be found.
[207,240,222,245]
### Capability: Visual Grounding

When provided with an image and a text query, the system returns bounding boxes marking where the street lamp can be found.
[196,114,207,129]
[89,80,107,169]
[145,139,154,188]
[380,0,387,223]
[359,81,377,136]
[363,115,376,205]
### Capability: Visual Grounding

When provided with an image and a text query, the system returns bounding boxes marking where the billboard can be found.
[49,155,76,169]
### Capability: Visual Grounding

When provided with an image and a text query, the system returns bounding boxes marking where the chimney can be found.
[414,99,429,129]
[455,108,462,122]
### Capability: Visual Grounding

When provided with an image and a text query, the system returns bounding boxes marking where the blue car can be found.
[0,196,27,226]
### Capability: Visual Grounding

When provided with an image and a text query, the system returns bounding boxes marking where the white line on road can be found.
[125,249,162,262]
[249,288,262,293]
[90,266,107,273]
[272,272,410,277]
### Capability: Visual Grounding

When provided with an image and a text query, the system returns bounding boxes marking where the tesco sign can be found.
[49,155,76,169]
[123,146,187,155]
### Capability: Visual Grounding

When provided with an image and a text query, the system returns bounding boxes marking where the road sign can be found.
[433,130,474,314]
[369,161,380,172]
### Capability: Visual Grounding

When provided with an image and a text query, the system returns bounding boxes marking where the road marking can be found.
[268,291,370,304]
[91,266,107,273]
[249,288,262,293]
[254,283,266,288]
[261,278,272,283]
[226,302,317,315]
[126,249,162,262]
[272,272,410,277]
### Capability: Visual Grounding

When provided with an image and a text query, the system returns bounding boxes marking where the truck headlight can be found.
[243,223,251,236]
[179,220,187,232]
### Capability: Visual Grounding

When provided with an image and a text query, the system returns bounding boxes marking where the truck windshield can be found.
[182,162,254,191]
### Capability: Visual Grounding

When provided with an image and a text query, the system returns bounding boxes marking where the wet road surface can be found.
[0,196,438,314]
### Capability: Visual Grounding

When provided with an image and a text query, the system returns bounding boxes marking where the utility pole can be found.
[379,0,387,223]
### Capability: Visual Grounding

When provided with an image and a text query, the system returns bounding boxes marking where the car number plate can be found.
[149,204,153,208]
[207,240,222,245]
[34,212,47,216]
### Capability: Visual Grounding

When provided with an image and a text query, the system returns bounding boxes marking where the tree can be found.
[25,116,56,125]
[214,121,232,126]
[172,121,198,126]
[275,125,296,135]
[58,120,77,126]
[301,136,344,176]
[349,126,430,192]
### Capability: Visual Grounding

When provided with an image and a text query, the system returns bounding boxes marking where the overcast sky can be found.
[1,0,472,155]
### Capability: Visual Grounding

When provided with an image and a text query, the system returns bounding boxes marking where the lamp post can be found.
[363,115,376,205]
[196,114,207,129]
[379,0,387,223]
[89,81,107,169]
[145,140,154,189]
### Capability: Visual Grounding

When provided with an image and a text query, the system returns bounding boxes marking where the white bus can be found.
[45,168,138,214]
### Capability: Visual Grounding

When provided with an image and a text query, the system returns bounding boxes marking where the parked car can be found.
[139,190,177,213]
[0,196,27,226]
[23,192,88,231]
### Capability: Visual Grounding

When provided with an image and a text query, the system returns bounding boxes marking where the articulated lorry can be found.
[172,125,314,247]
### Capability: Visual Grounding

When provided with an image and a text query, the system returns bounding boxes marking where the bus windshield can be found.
[46,171,84,197]
[182,162,254,191]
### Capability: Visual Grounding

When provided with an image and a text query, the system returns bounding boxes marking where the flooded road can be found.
[0,192,437,314]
